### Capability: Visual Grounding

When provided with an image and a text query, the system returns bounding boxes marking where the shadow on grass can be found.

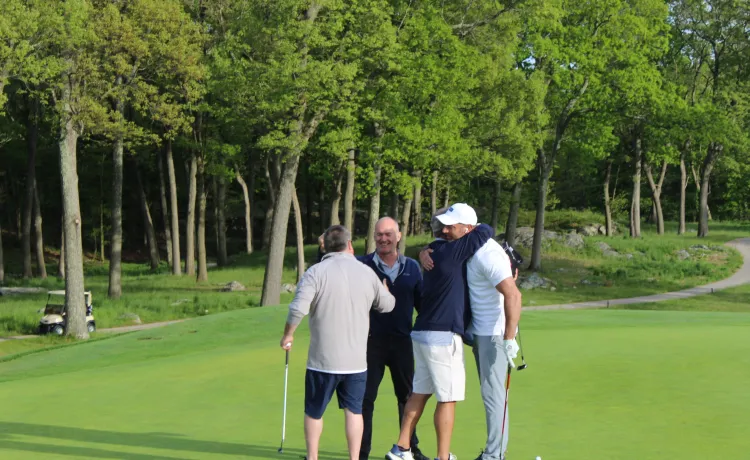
[0,438,187,459]
[0,422,348,459]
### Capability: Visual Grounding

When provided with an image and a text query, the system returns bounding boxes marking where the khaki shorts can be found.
[412,334,465,402]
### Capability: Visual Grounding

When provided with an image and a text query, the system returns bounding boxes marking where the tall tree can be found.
[525,0,668,269]
[50,0,100,339]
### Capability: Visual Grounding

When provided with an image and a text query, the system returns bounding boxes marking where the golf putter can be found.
[499,363,512,457]
[279,346,290,453]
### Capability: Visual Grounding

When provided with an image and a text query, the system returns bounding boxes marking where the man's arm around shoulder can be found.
[446,223,496,262]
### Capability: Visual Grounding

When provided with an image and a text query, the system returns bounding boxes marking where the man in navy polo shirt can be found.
[358,217,428,460]
[386,203,494,460]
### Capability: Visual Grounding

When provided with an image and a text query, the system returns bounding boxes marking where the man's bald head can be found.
[375,217,400,233]
[374,217,401,256]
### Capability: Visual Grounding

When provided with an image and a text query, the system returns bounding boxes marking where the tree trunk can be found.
[212,176,219,258]
[604,159,613,237]
[531,78,590,270]
[58,216,65,279]
[365,163,382,254]
[157,149,173,267]
[165,139,181,275]
[330,164,344,226]
[22,97,39,279]
[530,160,551,272]
[135,165,160,271]
[33,181,47,278]
[398,193,413,255]
[691,164,712,222]
[630,134,642,238]
[260,153,302,306]
[678,146,688,235]
[430,170,438,217]
[196,157,208,282]
[263,155,281,249]
[490,178,501,230]
[443,179,450,208]
[412,170,423,235]
[698,143,721,238]
[304,163,313,243]
[505,182,521,247]
[99,193,105,262]
[236,170,253,254]
[108,98,125,299]
[644,160,667,235]
[344,149,356,231]
[292,188,305,283]
[390,193,399,222]
[260,103,326,306]
[216,176,228,266]
[185,152,198,276]
[317,186,326,235]
[58,77,88,339]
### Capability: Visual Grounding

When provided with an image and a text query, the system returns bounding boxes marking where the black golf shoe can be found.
[474,451,505,460]
[412,446,430,460]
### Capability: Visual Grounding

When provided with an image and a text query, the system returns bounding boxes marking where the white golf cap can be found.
[436,203,478,226]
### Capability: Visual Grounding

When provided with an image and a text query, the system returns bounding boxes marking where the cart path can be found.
[2,238,749,342]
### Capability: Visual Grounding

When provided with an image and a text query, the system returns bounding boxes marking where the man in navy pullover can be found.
[357,217,428,460]
[386,203,494,460]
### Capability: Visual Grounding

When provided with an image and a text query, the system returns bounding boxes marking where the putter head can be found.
[278,447,283,453]
[517,363,527,370]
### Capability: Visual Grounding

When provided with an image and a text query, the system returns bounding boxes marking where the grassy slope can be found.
[1,307,750,460]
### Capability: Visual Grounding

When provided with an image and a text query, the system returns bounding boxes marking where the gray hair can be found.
[324,225,351,253]
[430,207,449,237]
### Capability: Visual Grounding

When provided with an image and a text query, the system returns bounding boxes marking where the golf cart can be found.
[39,290,96,335]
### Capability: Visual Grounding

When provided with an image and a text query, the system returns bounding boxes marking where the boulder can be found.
[563,232,585,249]
[514,227,536,248]
[596,241,612,252]
[118,313,142,325]
[676,250,691,261]
[221,281,247,292]
[513,227,560,248]
[580,225,600,237]
[603,249,621,258]
[518,272,554,290]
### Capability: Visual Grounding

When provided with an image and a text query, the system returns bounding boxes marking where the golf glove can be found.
[502,339,519,368]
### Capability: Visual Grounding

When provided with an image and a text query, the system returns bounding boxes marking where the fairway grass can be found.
[1,307,749,460]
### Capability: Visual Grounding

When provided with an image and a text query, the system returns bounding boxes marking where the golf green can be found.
[1,306,748,460]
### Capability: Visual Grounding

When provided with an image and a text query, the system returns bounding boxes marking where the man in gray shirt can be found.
[281,225,396,460]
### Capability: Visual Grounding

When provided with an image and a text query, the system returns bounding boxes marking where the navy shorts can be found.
[305,369,367,419]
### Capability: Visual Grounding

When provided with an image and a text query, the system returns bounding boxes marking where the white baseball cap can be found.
[436,203,478,226]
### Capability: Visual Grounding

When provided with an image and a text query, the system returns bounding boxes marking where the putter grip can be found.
[285,349,289,365]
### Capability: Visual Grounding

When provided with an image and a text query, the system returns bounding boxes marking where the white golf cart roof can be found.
[48,290,92,296]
